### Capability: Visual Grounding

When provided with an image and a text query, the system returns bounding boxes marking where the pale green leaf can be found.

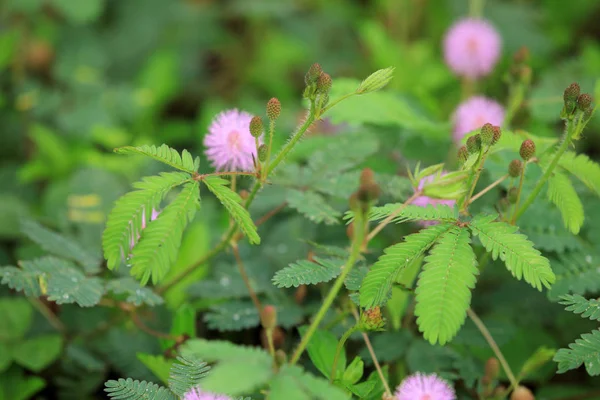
[547,172,584,234]
[116,144,197,174]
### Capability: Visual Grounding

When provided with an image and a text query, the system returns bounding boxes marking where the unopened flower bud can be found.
[359,168,375,186]
[294,284,307,304]
[491,125,502,145]
[466,134,482,154]
[356,67,395,94]
[510,386,534,400]
[508,187,519,204]
[457,145,469,164]
[305,63,323,85]
[346,222,355,240]
[240,189,250,200]
[316,72,332,94]
[482,357,500,385]
[480,123,495,145]
[577,93,593,111]
[258,144,268,162]
[360,307,385,331]
[519,139,536,161]
[260,305,277,330]
[266,97,281,120]
[261,326,285,350]
[249,116,263,138]
[513,46,530,64]
[508,159,523,177]
[564,83,581,104]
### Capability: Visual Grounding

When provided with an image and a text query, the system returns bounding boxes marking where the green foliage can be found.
[116,144,198,174]
[360,204,457,225]
[130,181,200,284]
[554,329,600,376]
[102,172,191,271]
[360,223,452,308]
[106,278,164,307]
[273,257,341,288]
[559,294,600,321]
[269,365,350,400]
[104,378,176,400]
[559,151,600,196]
[168,355,210,397]
[548,252,600,300]
[286,189,341,225]
[415,227,478,345]
[469,214,555,291]
[0,298,32,341]
[300,327,345,380]
[202,177,260,245]
[547,172,584,234]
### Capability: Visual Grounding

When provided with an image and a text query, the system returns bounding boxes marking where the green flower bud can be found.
[466,134,482,154]
[305,63,323,85]
[316,72,332,94]
[519,139,536,161]
[260,305,277,330]
[507,187,519,204]
[360,307,385,331]
[508,159,523,178]
[356,67,395,94]
[457,145,469,164]
[258,144,268,162]
[249,116,264,138]
[266,97,281,120]
[577,93,593,111]
[480,123,495,146]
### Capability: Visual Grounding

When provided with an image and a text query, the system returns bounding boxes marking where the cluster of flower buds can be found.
[457,123,502,164]
[562,82,594,123]
[359,306,386,331]
[304,63,331,110]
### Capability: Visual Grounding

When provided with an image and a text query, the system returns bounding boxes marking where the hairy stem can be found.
[468,174,508,205]
[463,149,489,211]
[267,109,315,175]
[467,308,517,389]
[321,92,356,115]
[330,324,359,383]
[232,244,262,313]
[289,212,365,365]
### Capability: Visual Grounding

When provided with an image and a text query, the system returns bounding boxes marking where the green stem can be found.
[514,120,577,221]
[262,119,276,181]
[320,93,356,115]
[267,110,315,175]
[462,149,488,212]
[290,213,365,365]
[510,163,527,224]
[330,325,359,383]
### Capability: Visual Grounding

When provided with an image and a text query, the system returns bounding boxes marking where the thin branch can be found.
[468,174,508,204]
[29,297,66,333]
[467,308,517,389]
[232,243,262,313]
[365,191,421,242]
[193,171,258,181]
[131,311,181,341]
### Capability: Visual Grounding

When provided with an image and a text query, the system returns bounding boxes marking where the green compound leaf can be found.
[415,227,478,345]
[202,176,260,245]
[360,223,452,308]
[547,172,584,234]
[469,214,555,291]
[559,151,600,197]
[286,189,341,225]
[554,329,600,376]
[130,181,200,285]
[273,257,342,288]
[168,355,210,397]
[104,378,176,400]
[353,204,457,225]
[116,144,197,174]
[103,172,191,270]
[559,294,600,321]
[105,277,164,307]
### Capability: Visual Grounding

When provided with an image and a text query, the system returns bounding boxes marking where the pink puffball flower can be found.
[413,173,456,227]
[183,387,231,400]
[443,18,501,79]
[204,109,262,172]
[395,372,455,400]
[452,96,505,143]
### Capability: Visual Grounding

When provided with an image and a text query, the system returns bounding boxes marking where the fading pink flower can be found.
[129,208,160,250]
[443,18,501,79]
[204,109,261,172]
[183,387,231,400]
[395,373,455,400]
[452,96,505,143]
[413,173,456,227]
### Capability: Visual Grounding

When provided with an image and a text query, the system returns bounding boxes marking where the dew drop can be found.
[586,255,593,263]
[232,314,240,321]
[220,276,231,287]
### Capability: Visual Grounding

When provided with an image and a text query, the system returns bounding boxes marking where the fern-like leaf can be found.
[273,257,341,288]
[359,204,457,225]
[360,223,452,308]
[103,172,191,270]
[547,172,584,234]
[116,144,197,174]
[168,355,210,396]
[559,151,600,196]
[415,227,478,345]
[469,214,555,291]
[286,189,341,225]
[105,277,164,306]
[130,181,200,285]
[554,329,600,376]
[559,294,600,321]
[202,177,260,245]
[104,378,176,400]
[549,252,600,300]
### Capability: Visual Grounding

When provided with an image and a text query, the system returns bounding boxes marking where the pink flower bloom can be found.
[204,109,261,172]
[395,373,455,400]
[413,173,456,227]
[183,387,231,400]
[443,18,501,79]
[452,96,505,143]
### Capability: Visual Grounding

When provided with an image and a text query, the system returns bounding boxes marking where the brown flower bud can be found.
[491,125,502,145]
[360,307,386,331]
[467,134,482,154]
[564,83,581,104]
[513,46,530,64]
[519,139,536,161]
[458,146,469,164]
[266,97,281,120]
[260,305,277,330]
[316,72,332,94]
[577,93,593,111]
[508,159,523,177]
[480,123,495,146]
[510,386,535,400]
[305,63,323,85]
